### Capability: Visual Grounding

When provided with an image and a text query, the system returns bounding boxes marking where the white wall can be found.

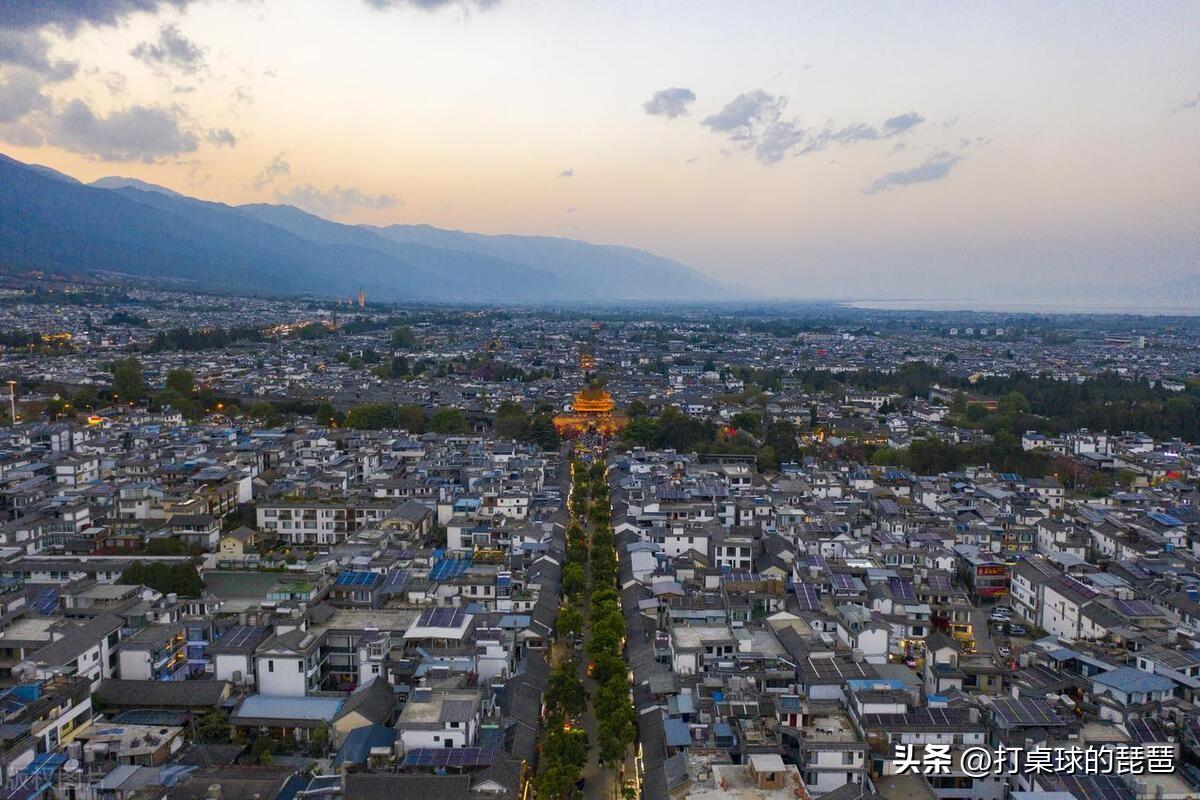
[256,654,307,696]
[215,653,254,685]
[118,650,152,681]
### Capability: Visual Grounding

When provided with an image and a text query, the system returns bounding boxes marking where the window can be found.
[298,661,304,672]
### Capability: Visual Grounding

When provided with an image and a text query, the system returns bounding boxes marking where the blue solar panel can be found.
[21,753,67,779]
[214,625,270,650]
[927,573,952,592]
[335,570,380,587]
[794,583,821,611]
[1112,598,1160,617]
[417,607,468,628]
[430,558,472,581]
[382,569,411,593]
[889,576,916,601]
[831,573,856,591]
[1148,511,1184,527]
[31,588,59,615]
[1062,575,1099,600]
[402,747,496,769]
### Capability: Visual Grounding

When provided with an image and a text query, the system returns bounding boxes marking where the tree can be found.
[999,391,1031,415]
[315,402,338,427]
[493,401,529,440]
[1088,470,1114,497]
[562,562,586,599]
[396,404,425,433]
[545,660,586,719]
[558,605,584,641]
[429,407,468,434]
[165,368,195,396]
[537,764,580,800]
[72,386,99,410]
[195,709,231,743]
[119,561,204,597]
[110,357,146,401]
[249,736,273,765]
[308,723,330,757]
[249,402,281,425]
[529,414,560,451]
[764,420,801,465]
[345,403,397,430]
[731,410,762,435]
[390,325,417,350]
[144,536,200,556]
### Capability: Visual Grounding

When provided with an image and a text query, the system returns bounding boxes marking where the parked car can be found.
[1008,624,1027,637]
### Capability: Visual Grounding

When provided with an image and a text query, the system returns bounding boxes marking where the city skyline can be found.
[1,0,1198,301]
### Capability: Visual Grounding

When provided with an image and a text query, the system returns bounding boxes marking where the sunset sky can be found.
[1,0,1197,299]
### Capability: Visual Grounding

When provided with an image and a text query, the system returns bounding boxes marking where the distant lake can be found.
[843,299,1200,316]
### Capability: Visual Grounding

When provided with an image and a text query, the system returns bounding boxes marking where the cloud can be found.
[882,112,923,136]
[206,127,236,147]
[558,168,573,178]
[801,111,925,154]
[863,151,962,194]
[1170,92,1199,113]
[643,87,696,119]
[131,24,207,74]
[40,99,199,161]
[0,1,195,34]
[231,85,253,104]
[701,90,810,164]
[755,120,806,164]
[252,152,290,189]
[0,69,50,124]
[85,68,129,97]
[276,183,400,217]
[702,90,785,138]
[0,119,43,146]
[0,29,77,79]
[363,0,502,10]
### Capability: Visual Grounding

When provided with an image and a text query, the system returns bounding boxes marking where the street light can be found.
[7,381,15,424]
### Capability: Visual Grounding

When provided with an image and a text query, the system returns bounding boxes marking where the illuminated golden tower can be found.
[554,385,626,438]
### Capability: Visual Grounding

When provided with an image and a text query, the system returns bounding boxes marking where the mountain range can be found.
[0,153,729,304]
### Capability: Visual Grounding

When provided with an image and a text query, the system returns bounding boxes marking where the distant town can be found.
[0,275,1198,800]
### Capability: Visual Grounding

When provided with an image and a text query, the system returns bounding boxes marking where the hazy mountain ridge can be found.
[0,153,729,303]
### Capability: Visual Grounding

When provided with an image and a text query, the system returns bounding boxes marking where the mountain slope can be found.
[91,176,184,197]
[0,153,730,303]
[371,224,729,301]
[236,203,571,301]
[0,156,442,298]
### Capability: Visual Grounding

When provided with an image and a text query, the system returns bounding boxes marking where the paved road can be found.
[578,660,612,800]
[968,606,997,655]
